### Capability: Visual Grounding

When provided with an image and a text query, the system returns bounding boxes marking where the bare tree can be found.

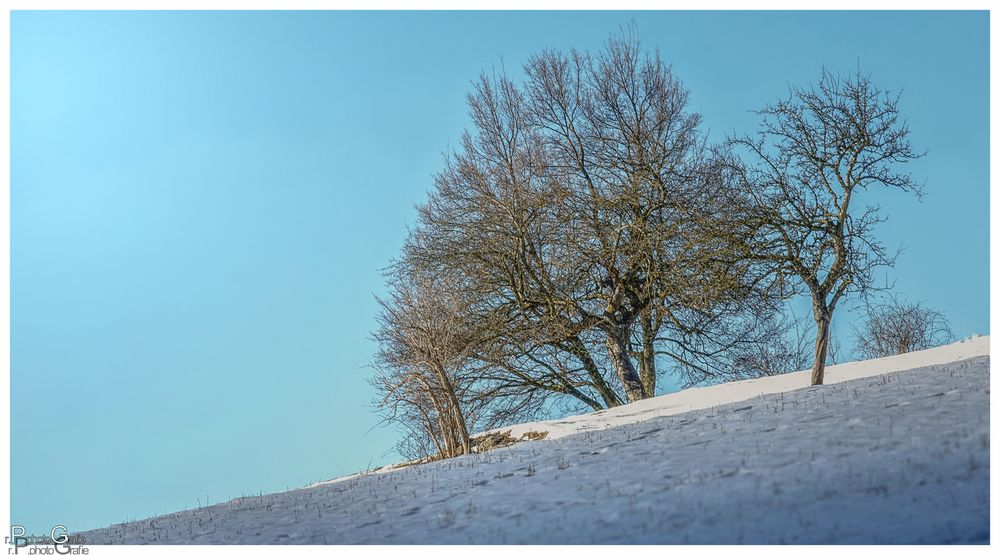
[374,29,800,454]
[853,296,953,359]
[724,68,923,385]
[414,29,782,403]
[370,271,476,459]
[371,264,554,460]
[403,72,626,411]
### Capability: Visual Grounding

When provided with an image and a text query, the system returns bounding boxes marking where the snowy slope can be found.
[78,337,990,544]
[490,335,990,441]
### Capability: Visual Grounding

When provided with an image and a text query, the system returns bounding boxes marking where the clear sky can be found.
[11,11,988,535]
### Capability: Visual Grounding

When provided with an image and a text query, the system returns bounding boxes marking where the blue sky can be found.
[11,11,988,534]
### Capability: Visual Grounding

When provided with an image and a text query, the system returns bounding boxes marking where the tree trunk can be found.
[449,405,471,455]
[605,324,646,402]
[811,304,832,386]
[564,336,621,408]
[432,362,471,455]
[435,403,455,457]
[639,307,656,398]
[416,376,456,457]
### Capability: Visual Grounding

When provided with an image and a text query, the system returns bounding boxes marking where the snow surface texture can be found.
[79,337,989,544]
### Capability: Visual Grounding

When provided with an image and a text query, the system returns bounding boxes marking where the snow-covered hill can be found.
[79,337,990,544]
[491,335,990,442]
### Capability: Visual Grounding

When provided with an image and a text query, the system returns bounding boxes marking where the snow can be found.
[77,336,990,544]
[490,335,990,442]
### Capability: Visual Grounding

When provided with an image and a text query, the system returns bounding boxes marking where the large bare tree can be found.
[374,31,805,459]
[724,68,922,385]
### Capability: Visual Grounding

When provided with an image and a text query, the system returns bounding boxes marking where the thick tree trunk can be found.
[564,336,621,408]
[605,325,646,402]
[449,406,471,455]
[811,304,832,386]
[638,307,656,398]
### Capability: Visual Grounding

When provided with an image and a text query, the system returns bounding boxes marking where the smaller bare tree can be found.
[853,296,953,359]
[724,67,923,385]
[370,271,476,460]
